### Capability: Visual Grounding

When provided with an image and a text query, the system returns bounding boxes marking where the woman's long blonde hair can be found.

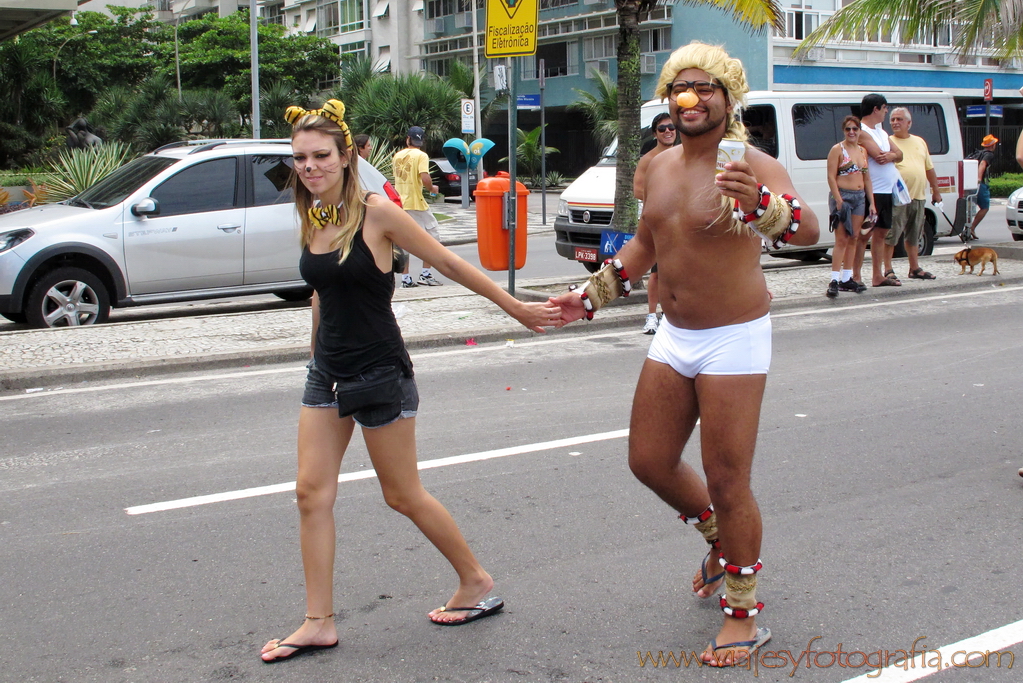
[290,112,367,263]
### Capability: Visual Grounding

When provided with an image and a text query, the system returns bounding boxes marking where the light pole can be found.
[53,30,98,81]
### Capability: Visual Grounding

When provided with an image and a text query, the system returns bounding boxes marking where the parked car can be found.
[0,139,402,328]
[430,157,479,199]
[555,91,976,271]
[1005,187,1023,241]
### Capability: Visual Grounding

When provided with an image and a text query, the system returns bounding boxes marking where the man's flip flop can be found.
[909,268,936,280]
[261,640,338,664]
[705,626,772,667]
[875,277,901,287]
[430,596,504,625]
[695,550,725,598]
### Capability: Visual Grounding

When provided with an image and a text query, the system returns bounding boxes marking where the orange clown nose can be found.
[676,91,699,109]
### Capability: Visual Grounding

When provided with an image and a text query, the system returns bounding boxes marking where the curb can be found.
[0,309,652,391]
[4,265,1021,392]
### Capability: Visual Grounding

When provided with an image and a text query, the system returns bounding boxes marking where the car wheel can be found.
[1,311,27,324]
[25,267,110,328]
[274,288,314,302]
[795,250,828,263]
[1013,234,1023,242]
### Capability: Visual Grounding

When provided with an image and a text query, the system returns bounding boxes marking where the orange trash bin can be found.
[474,172,528,271]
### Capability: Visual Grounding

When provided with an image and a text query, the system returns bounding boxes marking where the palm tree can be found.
[570,70,618,150]
[796,0,1023,60]
[348,73,462,150]
[500,126,560,184]
[612,0,782,233]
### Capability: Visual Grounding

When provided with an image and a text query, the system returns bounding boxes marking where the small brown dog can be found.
[954,247,999,276]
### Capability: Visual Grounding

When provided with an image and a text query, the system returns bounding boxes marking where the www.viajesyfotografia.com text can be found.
[638,636,1015,677]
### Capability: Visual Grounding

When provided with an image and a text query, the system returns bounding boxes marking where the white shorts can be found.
[647,313,771,378]
[407,209,440,240]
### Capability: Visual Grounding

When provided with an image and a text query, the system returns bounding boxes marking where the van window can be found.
[742,105,778,158]
[793,103,949,160]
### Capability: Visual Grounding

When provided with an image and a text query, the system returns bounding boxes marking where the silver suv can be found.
[0,139,399,327]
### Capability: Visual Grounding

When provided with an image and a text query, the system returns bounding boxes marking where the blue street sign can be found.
[966,105,1003,117]
[516,94,541,109]
[600,230,634,255]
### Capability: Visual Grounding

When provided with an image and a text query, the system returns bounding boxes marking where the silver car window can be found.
[77,156,177,208]
[252,155,294,206]
[151,158,238,216]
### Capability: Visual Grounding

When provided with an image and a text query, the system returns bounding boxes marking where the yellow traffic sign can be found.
[485,0,539,58]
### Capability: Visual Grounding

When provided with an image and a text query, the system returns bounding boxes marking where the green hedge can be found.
[989,173,1023,198]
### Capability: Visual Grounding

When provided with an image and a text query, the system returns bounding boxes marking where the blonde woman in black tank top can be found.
[261,102,561,663]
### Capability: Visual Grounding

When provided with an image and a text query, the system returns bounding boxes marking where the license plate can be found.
[574,247,598,263]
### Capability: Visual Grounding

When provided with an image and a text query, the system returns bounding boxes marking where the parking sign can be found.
[461,99,475,135]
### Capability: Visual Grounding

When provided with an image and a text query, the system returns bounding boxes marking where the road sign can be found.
[485,0,539,57]
[516,94,540,109]
[461,99,475,134]
[966,105,1003,117]
[984,78,993,101]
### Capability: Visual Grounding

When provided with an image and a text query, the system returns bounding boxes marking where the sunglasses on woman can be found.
[656,124,676,133]
[844,127,860,132]
[670,80,723,101]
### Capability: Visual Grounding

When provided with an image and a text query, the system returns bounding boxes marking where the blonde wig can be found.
[287,100,367,262]
[656,41,750,142]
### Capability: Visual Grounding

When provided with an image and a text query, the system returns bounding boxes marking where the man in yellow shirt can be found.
[884,108,941,280]
[393,126,443,286]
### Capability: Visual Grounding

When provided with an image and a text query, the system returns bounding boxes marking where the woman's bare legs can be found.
[836,215,862,275]
[261,407,354,662]
[361,417,493,623]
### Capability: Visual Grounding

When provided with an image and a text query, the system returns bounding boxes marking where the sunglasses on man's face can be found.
[656,124,676,133]
[670,80,723,101]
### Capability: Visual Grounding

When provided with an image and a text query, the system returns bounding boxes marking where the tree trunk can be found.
[614,4,642,234]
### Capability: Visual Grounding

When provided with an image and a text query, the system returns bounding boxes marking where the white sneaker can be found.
[418,273,443,286]
[642,313,659,335]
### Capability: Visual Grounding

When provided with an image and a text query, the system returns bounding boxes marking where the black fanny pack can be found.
[331,351,413,421]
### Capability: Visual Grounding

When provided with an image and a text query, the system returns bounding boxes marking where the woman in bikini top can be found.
[825,115,876,295]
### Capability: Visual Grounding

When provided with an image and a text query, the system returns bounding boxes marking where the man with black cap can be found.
[393,126,443,286]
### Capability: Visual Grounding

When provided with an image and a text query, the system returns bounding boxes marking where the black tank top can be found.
[299,206,409,380]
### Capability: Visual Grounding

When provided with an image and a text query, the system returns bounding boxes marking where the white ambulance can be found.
[554,91,976,270]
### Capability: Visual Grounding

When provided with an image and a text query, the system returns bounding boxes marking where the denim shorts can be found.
[302,359,419,429]
[976,182,991,210]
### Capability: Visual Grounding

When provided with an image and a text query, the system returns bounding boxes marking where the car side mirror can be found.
[131,197,160,217]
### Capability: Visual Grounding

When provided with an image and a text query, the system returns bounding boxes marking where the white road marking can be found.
[838,618,1023,682]
[772,284,1023,319]
[124,428,629,515]
[6,285,1023,403]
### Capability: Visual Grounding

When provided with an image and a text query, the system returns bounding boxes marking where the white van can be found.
[554,91,976,270]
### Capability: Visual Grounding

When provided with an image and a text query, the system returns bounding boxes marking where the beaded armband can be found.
[734,185,801,251]
[569,258,631,320]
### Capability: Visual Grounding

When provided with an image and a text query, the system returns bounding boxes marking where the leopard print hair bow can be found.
[284,99,354,150]
[308,203,343,230]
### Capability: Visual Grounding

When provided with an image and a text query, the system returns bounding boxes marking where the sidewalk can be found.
[3,240,1023,391]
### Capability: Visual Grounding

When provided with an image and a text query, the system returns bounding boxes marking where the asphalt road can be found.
[3,287,1023,682]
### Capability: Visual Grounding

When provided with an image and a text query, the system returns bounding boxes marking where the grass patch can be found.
[989,172,1023,198]
[0,172,57,187]
[433,212,453,221]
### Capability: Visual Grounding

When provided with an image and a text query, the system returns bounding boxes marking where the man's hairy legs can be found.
[629,359,765,665]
